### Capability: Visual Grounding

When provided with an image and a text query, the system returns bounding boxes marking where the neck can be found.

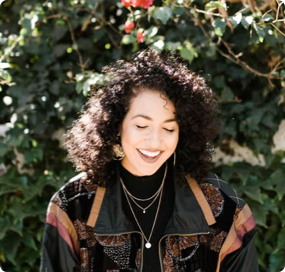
[119,163,166,199]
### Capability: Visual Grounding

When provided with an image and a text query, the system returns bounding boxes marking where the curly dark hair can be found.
[65,48,219,186]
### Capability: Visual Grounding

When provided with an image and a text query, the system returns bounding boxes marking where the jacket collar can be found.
[87,174,215,236]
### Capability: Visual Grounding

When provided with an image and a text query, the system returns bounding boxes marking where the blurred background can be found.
[0,0,284,271]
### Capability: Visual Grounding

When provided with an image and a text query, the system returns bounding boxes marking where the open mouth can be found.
[137,149,163,164]
[138,149,161,158]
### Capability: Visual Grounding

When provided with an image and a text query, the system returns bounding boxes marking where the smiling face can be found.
[120,90,179,176]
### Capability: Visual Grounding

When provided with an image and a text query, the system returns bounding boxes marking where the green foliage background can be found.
[0,0,285,271]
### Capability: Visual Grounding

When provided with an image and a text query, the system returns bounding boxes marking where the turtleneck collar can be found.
[119,163,166,199]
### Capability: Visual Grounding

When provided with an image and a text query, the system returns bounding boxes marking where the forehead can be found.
[128,90,175,116]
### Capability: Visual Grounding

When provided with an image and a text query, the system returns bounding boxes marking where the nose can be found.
[146,128,161,149]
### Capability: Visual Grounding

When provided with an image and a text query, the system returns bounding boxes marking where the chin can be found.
[137,164,162,176]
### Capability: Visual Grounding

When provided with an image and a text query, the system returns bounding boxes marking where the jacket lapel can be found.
[162,175,212,236]
[87,180,137,233]
[87,174,214,236]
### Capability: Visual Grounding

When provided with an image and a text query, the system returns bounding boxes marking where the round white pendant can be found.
[145,242,151,249]
[143,210,146,214]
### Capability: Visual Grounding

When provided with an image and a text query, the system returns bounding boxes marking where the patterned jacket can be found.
[40,172,259,272]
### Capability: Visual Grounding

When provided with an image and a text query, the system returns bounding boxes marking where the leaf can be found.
[262,112,276,129]
[144,26,158,38]
[269,249,285,272]
[241,16,253,29]
[165,41,181,51]
[6,133,25,146]
[263,14,274,22]
[212,18,227,36]
[262,197,279,215]
[1,232,21,265]
[213,75,225,89]
[21,18,32,36]
[133,10,142,21]
[229,13,242,28]
[51,25,68,42]
[151,40,164,51]
[20,247,39,266]
[89,0,99,5]
[277,228,285,250]
[253,24,265,42]
[22,234,37,250]
[76,73,85,82]
[205,1,225,9]
[0,62,10,69]
[0,68,12,83]
[53,44,69,58]
[221,86,234,102]
[76,81,84,94]
[233,163,252,185]
[172,7,184,16]
[206,43,216,58]
[249,201,268,227]
[122,34,136,44]
[244,186,263,203]
[24,147,43,163]
[82,81,91,96]
[179,41,198,63]
[88,72,110,86]
[152,7,172,25]
[0,141,9,157]
[281,211,285,227]
[0,217,10,240]
[10,220,23,237]
[267,170,285,200]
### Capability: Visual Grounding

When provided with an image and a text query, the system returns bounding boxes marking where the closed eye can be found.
[164,128,174,132]
[136,125,147,129]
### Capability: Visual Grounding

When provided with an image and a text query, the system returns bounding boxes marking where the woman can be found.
[40,49,259,272]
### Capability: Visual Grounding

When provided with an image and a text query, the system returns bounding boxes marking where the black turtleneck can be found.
[119,163,175,272]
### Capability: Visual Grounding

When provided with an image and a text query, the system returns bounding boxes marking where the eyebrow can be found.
[131,114,177,123]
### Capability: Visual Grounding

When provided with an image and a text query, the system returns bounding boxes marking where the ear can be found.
[117,124,122,137]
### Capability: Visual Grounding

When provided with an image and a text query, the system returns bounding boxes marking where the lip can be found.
[136,149,163,163]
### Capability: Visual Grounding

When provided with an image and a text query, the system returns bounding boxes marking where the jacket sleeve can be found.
[219,204,259,272]
[220,228,259,272]
[40,201,80,272]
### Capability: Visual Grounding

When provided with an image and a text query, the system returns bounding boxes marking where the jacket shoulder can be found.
[50,172,96,211]
[203,172,246,208]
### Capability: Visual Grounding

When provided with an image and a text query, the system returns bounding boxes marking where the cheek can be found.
[166,133,179,150]
[121,126,141,148]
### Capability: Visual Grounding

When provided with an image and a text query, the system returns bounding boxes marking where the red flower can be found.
[121,0,133,7]
[138,0,153,9]
[124,19,135,33]
[121,0,153,9]
[137,30,144,43]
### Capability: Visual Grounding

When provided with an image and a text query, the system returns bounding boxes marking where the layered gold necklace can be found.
[120,164,167,249]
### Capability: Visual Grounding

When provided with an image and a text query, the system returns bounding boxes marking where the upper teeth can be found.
[139,149,160,157]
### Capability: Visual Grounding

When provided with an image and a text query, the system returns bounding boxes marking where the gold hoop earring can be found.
[113,136,125,161]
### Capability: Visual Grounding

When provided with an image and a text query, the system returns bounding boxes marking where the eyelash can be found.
[136,125,174,133]
[136,125,147,129]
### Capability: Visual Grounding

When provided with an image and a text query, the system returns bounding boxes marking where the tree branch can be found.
[270,22,285,36]
[186,10,283,80]
[65,16,85,73]
[0,36,22,63]
[81,3,99,32]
